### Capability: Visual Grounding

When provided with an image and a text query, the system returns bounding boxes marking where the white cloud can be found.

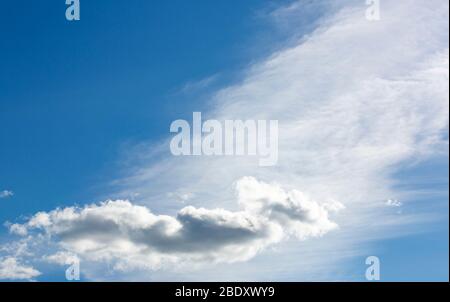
[44,252,79,266]
[12,177,342,271]
[8,223,28,236]
[0,190,13,199]
[236,177,343,239]
[168,192,195,203]
[385,199,402,207]
[0,257,41,280]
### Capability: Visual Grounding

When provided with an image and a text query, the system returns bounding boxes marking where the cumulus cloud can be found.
[44,251,79,266]
[0,257,41,280]
[11,177,342,271]
[237,177,344,239]
[8,223,28,236]
[0,190,13,199]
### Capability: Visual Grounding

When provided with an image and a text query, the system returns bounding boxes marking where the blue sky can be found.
[0,0,277,218]
[0,0,448,281]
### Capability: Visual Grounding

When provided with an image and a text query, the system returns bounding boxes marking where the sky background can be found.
[0,0,448,281]
[1,0,282,219]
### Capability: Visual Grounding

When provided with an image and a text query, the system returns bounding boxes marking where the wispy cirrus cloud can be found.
[108,0,448,279]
